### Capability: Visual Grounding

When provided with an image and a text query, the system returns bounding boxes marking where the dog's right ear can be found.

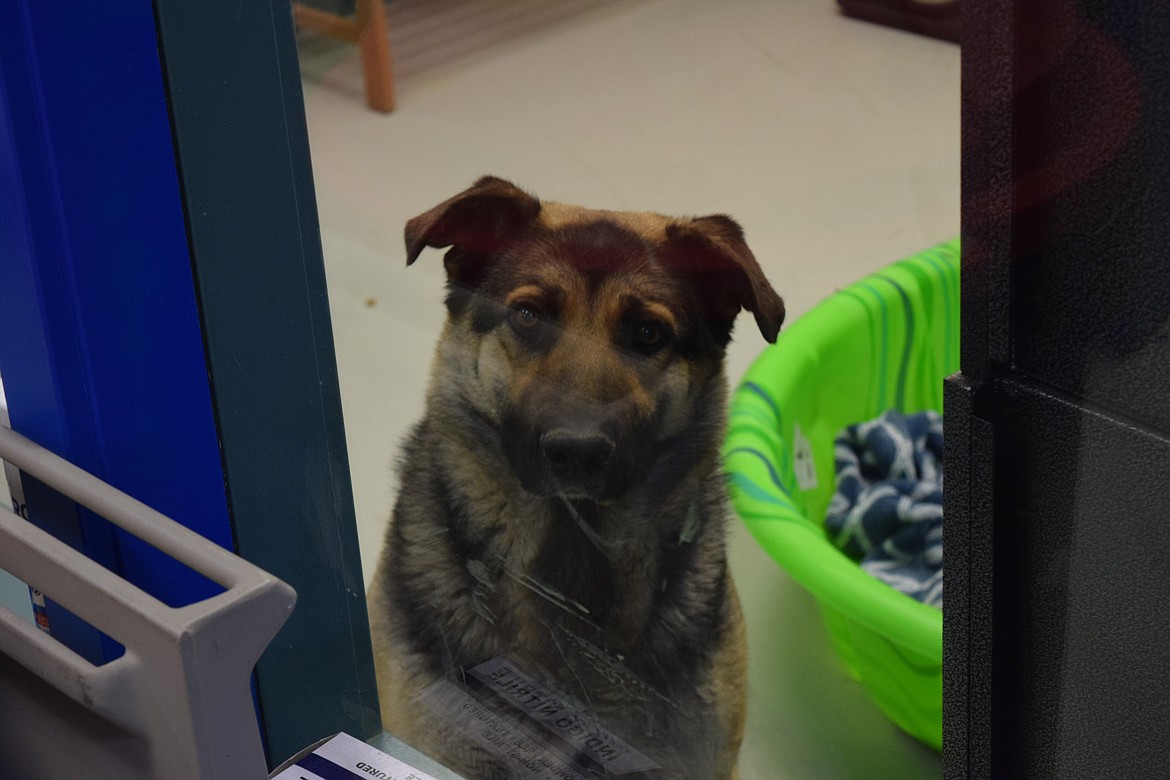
[404,176,542,287]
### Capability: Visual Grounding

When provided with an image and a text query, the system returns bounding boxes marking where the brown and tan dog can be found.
[367,177,783,780]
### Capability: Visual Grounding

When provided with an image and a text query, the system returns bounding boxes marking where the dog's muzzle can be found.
[540,429,615,488]
[503,411,644,501]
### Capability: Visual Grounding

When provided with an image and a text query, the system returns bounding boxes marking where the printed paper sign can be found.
[270,732,441,780]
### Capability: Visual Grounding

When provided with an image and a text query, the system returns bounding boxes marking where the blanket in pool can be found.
[825,409,943,608]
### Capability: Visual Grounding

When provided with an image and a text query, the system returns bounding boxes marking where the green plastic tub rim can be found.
[724,238,959,751]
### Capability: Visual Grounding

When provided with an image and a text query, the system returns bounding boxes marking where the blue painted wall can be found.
[0,1,233,663]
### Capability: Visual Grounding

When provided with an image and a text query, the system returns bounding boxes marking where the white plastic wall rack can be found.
[0,424,297,780]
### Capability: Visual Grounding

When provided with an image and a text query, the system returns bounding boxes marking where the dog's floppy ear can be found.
[665,215,785,343]
[404,176,541,286]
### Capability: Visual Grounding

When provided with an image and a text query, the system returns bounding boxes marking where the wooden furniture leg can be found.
[294,0,396,112]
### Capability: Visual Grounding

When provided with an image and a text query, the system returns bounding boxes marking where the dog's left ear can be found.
[404,176,542,289]
[665,215,785,343]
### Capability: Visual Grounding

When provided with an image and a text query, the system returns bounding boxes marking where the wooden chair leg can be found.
[293,0,395,113]
[357,0,395,112]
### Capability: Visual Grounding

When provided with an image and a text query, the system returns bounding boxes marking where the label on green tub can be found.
[793,423,818,491]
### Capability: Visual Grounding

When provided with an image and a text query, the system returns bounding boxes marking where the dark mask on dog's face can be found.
[404,176,785,502]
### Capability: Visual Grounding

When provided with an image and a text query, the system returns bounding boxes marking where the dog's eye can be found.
[633,320,671,354]
[510,304,543,331]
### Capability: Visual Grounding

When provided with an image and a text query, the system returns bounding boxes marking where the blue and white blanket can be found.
[825,409,944,609]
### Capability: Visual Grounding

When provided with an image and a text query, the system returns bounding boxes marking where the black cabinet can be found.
[946,1,1170,776]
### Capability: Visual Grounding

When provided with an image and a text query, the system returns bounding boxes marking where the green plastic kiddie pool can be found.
[723,239,959,751]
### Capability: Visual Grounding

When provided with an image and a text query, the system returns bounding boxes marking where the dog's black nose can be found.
[540,430,614,485]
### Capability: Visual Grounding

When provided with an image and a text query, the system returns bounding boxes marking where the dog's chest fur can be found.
[375,410,735,776]
[387,410,728,671]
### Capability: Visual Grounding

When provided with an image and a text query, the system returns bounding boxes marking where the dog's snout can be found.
[540,430,614,485]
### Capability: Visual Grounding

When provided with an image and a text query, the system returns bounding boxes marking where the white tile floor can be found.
[298,1,957,776]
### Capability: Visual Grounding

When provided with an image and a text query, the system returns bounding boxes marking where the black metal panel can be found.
[942,373,995,780]
[1008,1,1170,434]
[960,0,1016,381]
[151,0,380,766]
[942,376,971,780]
[988,378,1170,778]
